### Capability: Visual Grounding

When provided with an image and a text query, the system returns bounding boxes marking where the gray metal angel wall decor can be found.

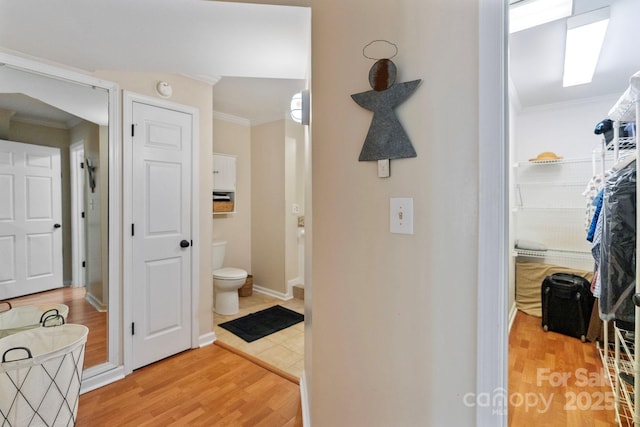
[351,41,421,163]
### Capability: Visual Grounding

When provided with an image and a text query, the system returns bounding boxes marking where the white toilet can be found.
[212,240,248,315]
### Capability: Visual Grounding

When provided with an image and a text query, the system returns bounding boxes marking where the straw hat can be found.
[529,151,563,162]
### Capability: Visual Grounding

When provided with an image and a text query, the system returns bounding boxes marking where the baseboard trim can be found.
[214,340,300,385]
[80,365,125,394]
[300,369,311,426]
[508,303,518,333]
[85,293,107,313]
[253,284,293,301]
[199,332,216,347]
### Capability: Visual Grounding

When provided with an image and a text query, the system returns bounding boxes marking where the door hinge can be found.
[80,162,84,169]
[131,224,135,236]
[81,211,85,218]
[131,322,135,335]
[82,261,86,268]
[131,124,135,137]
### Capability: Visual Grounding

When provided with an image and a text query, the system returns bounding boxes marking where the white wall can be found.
[311,0,479,425]
[251,120,287,294]
[514,96,619,162]
[212,115,252,273]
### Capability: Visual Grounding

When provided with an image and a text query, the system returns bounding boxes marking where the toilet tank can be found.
[211,240,227,270]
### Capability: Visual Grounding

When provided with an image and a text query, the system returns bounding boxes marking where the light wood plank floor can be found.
[2,287,107,368]
[509,310,617,426]
[77,343,303,426]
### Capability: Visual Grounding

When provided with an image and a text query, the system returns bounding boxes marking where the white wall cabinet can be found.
[213,153,236,214]
[213,153,236,191]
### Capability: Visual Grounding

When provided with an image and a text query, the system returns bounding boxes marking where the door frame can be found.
[122,91,200,375]
[69,141,86,288]
[477,1,508,426]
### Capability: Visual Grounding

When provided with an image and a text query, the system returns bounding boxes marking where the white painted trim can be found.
[85,292,107,312]
[199,332,216,348]
[288,276,304,288]
[253,284,293,301]
[213,110,250,127]
[11,115,69,130]
[106,77,123,382]
[508,303,518,333]
[69,141,85,289]
[122,91,201,374]
[300,369,311,427]
[80,365,125,394]
[477,1,508,426]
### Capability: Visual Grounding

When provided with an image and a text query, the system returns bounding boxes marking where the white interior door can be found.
[130,101,193,370]
[0,140,63,299]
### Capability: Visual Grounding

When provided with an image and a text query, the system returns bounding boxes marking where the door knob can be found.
[53,223,61,229]
[180,240,190,248]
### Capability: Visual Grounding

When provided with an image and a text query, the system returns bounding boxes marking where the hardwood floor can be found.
[77,343,303,426]
[509,310,617,426]
[2,287,107,368]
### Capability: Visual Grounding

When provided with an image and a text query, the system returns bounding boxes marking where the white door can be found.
[130,101,193,370]
[0,140,63,299]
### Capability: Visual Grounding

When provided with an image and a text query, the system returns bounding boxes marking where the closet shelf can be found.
[604,137,636,152]
[513,157,592,167]
[512,206,584,212]
[513,248,592,261]
[516,181,586,187]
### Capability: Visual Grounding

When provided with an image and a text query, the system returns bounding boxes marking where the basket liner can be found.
[0,324,88,427]
[0,304,69,339]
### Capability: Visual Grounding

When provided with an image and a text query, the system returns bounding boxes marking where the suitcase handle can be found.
[2,347,33,363]
[550,275,580,286]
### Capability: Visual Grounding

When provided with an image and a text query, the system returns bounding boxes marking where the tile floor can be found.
[213,292,305,379]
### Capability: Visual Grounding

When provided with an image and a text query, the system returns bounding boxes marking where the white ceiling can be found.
[1,0,639,124]
[509,0,640,109]
[0,0,310,125]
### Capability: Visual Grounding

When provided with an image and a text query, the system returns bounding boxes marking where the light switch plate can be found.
[390,197,413,234]
[378,159,390,178]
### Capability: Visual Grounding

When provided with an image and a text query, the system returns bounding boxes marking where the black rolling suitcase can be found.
[541,273,595,342]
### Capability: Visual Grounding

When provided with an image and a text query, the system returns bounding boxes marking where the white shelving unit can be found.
[512,156,594,270]
[596,72,639,427]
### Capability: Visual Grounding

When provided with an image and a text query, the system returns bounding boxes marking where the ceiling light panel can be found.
[509,0,573,33]
[563,7,610,87]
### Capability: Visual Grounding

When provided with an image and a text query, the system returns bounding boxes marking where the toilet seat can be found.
[213,267,247,280]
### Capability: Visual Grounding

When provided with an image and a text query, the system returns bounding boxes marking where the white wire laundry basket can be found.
[0,323,88,427]
[0,302,70,339]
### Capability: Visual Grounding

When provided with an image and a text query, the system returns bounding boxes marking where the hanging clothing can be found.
[591,206,604,298]
[587,189,604,242]
[599,159,636,322]
[583,173,609,233]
